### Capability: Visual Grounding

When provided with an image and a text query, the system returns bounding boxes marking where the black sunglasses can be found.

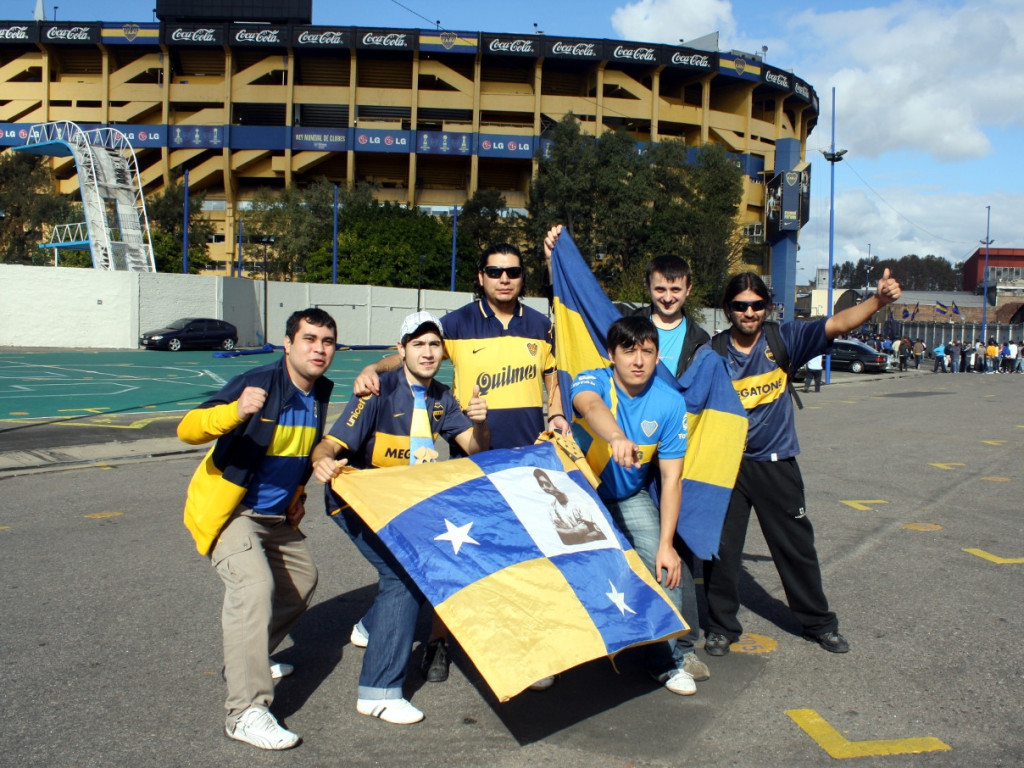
[482,265,523,279]
[729,299,768,313]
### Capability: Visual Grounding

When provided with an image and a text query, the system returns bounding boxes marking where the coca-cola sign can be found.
[232,25,287,47]
[666,48,713,70]
[793,80,811,101]
[43,24,99,44]
[357,29,412,49]
[293,27,348,47]
[0,25,33,42]
[164,25,224,46]
[546,38,601,59]
[764,68,792,90]
[484,36,536,56]
[611,44,658,63]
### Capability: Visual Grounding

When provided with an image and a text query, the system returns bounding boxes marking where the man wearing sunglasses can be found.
[352,243,568,686]
[703,269,901,658]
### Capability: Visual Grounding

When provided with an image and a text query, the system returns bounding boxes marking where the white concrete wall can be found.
[0,264,548,349]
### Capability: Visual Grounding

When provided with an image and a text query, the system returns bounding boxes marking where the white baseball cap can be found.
[399,311,444,342]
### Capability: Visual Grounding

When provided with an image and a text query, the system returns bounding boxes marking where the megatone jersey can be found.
[325,369,472,469]
[718,318,829,461]
[442,299,556,449]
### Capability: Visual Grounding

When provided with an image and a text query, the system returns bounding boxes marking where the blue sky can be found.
[20,0,1024,279]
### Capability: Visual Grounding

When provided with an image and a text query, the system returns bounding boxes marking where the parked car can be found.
[829,338,889,373]
[139,318,238,351]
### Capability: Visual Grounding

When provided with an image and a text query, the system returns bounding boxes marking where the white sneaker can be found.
[654,668,697,695]
[350,623,369,648]
[225,706,299,750]
[528,676,556,691]
[270,661,294,680]
[356,697,424,724]
[682,652,710,682]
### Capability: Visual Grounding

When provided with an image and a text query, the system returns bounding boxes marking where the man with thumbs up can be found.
[311,311,488,725]
[702,269,901,658]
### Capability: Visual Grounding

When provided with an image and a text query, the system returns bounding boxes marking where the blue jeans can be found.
[332,507,424,700]
[604,489,695,677]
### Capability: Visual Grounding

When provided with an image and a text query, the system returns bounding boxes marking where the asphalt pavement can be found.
[1,365,1022,767]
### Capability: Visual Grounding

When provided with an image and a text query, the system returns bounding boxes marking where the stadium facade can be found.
[0,4,817,303]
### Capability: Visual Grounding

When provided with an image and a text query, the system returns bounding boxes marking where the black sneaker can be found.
[704,632,732,656]
[805,630,850,653]
[421,639,450,682]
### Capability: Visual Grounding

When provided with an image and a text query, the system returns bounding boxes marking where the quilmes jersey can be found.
[570,367,688,502]
[442,299,556,449]
[719,318,829,461]
[241,387,318,515]
[324,368,472,469]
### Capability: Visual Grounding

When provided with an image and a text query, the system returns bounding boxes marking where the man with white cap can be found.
[310,311,488,724]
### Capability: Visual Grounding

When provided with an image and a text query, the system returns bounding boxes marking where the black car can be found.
[828,339,889,373]
[140,318,238,351]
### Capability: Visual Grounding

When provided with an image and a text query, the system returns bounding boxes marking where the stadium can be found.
[0,0,817,301]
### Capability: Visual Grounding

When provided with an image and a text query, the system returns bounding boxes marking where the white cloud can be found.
[610,0,736,45]
[788,0,1024,161]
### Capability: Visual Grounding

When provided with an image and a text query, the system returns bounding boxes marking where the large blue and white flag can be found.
[332,440,687,701]
[549,232,747,560]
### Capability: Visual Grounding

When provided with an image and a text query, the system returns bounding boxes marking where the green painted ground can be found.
[0,348,444,420]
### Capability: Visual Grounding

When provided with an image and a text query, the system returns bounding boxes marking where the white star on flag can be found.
[434,518,480,555]
[606,579,636,616]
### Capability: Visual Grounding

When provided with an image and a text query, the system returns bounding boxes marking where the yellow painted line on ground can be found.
[57,407,111,414]
[786,709,951,758]
[9,411,28,415]
[980,476,1010,482]
[839,500,888,511]
[84,511,123,519]
[0,526,10,531]
[731,633,777,654]
[928,462,965,470]
[904,522,943,531]
[981,440,1006,446]
[963,548,1024,564]
[54,415,180,430]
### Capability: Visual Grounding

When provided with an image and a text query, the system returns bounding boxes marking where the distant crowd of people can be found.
[854,334,1024,374]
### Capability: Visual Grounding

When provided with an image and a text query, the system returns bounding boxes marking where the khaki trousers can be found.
[210,511,318,725]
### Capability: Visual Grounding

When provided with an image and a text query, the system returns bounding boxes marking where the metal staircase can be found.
[16,121,156,271]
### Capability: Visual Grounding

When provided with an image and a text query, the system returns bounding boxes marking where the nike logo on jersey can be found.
[393,412,405,418]
[472,347,486,354]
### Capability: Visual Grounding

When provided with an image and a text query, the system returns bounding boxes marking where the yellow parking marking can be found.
[786,709,951,758]
[55,415,180,430]
[928,462,964,471]
[0,526,10,530]
[839,500,888,511]
[731,633,776,654]
[84,511,123,519]
[962,548,1024,564]
[903,522,943,531]
[58,407,111,414]
[9,411,28,415]
[981,440,1006,446]
[980,476,1010,482]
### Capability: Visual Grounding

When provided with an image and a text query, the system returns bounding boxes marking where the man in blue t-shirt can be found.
[703,270,901,658]
[571,316,697,696]
[311,311,488,726]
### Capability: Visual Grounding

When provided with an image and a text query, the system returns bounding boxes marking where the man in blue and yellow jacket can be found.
[178,307,336,751]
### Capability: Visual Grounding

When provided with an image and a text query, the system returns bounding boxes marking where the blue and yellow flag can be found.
[911,301,920,320]
[952,302,961,316]
[332,441,687,701]
[550,232,747,560]
[935,301,948,315]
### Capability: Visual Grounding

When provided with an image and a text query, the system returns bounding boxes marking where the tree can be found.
[0,152,77,265]
[833,254,958,291]
[146,176,213,273]
[528,114,743,304]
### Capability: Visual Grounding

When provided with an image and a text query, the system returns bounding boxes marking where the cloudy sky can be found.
[30,0,1024,279]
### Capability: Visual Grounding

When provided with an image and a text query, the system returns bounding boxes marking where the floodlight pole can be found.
[981,205,992,343]
[820,87,846,384]
[332,184,339,285]
[182,168,190,274]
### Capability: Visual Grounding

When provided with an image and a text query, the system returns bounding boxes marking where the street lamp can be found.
[820,87,847,384]
[981,205,993,343]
